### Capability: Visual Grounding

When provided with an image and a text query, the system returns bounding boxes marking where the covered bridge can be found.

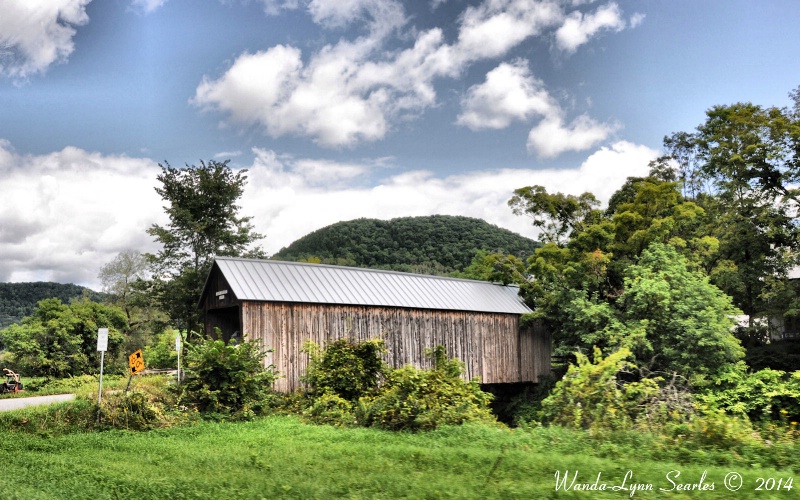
[200,257,550,392]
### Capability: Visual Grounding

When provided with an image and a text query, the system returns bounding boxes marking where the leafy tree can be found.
[0,298,127,377]
[661,94,800,324]
[99,249,148,319]
[508,185,599,244]
[452,250,527,285]
[511,175,746,382]
[514,178,713,351]
[99,250,168,352]
[620,243,744,382]
[146,160,264,337]
[563,243,744,385]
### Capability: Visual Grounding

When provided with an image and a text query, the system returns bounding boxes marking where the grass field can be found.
[0,410,796,499]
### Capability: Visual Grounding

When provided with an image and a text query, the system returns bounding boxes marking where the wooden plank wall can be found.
[242,302,551,392]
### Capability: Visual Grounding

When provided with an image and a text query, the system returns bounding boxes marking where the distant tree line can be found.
[0,282,105,330]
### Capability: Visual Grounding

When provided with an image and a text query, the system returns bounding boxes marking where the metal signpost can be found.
[97,328,108,405]
[175,333,182,384]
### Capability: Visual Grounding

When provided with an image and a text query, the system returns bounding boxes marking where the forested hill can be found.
[0,282,104,329]
[272,215,539,275]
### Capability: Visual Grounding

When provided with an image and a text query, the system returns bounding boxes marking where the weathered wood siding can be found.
[242,302,550,392]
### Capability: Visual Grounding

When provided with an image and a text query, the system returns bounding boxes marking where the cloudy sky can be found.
[1,0,798,289]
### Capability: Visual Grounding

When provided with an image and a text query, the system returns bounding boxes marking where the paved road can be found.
[0,394,76,412]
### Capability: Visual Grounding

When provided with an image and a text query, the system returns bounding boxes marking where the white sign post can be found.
[97,328,108,405]
[175,333,182,384]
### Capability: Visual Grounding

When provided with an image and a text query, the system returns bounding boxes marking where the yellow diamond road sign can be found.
[129,349,145,375]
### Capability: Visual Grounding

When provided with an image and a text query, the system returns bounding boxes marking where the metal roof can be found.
[210,257,532,315]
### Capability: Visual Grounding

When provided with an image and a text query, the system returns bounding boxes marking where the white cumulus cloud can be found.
[458,58,619,158]
[527,113,619,158]
[194,0,634,151]
[0,0,91,79]
[555,2,627,54]
[0,142,163,286]
[455,0,563,60]
[457,60,557,130]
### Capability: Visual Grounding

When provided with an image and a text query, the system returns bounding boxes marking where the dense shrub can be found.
[179,337,277,418]
[538,348,672,432]
[701,368,800,422]
[98,392,166,431]
[304,391,357,427]
[303,338,387,401]
[357,346,496,431]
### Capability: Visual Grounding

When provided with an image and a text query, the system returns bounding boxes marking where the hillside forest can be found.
[1,87,800,441]
[0,282,104,330]
[272,215,540,274]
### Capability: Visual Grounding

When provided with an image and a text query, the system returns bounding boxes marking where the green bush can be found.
[304,391,357,427]
[143,329,183,369]
[701,368,800,422]
[357,346,496,431]
[538,348,666,432]
[98,391,165,431]
[303,338,387,401]
[179,337,277,418]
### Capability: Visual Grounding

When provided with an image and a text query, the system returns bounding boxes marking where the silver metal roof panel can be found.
[212,257,532,315]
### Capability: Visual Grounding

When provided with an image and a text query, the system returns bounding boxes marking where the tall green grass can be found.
[0,415,796,499]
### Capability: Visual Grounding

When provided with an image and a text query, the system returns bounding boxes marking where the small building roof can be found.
[207,257,532,315]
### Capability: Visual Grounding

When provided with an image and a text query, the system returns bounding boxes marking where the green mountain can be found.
[272,215,539,275]
[0,282,104,330]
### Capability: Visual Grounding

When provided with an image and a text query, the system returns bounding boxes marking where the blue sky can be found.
[1,0,798,288]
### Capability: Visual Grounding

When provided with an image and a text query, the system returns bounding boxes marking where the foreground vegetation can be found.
[1,411,796,499]
[0,335,797,498]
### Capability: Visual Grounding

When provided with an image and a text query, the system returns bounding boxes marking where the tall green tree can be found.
[99,250,168,352]
[566,243,744,386]
[661,92,800,324]
[508,185,599,244]
[99,249,150,324]
[452,250,527,285]
[0,298,127,377]
[513,178,712,352]
[147,160,264,337]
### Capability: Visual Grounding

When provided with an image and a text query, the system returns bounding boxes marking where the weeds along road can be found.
[0,394,75,412]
